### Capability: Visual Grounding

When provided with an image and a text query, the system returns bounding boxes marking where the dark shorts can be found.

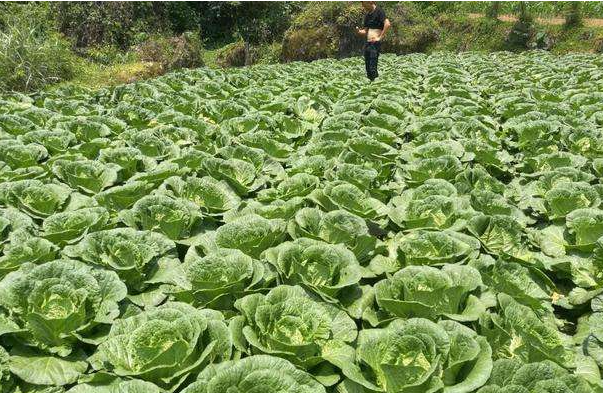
[364,41,381,81]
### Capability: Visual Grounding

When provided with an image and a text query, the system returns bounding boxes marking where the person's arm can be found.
[356,26,367,36]
[379,18,391,40]
[357,13,369,37]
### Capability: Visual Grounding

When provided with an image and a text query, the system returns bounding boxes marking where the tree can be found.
[516,1,533,25]
[230,2,299,66]
[506,2,534,48]
[564,2,583,29]
[486,2,500,20]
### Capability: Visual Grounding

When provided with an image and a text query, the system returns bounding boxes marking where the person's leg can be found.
[373,42,381,80]
[367,43,378,81]
[364,43,371,80]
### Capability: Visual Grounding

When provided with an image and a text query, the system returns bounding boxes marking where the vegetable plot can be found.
[0,51,603,392]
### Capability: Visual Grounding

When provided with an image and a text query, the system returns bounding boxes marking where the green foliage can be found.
[52,2,201,49]
[282,2,441,61]
[0,4,76,92]
[233,285,356,377]
[215,41,246,68]
[0,259,126,356]
[507,2,536,49]
[81,45,135,66]
[282,2,362,61]
[1,49,603,393]
[597,37,603,54]
[455,1,603,18]
[253,42,283,65]
[486,2,500,19]
[339,318,493,392]
[477,358,598,393]
[231,2,301,45]
[181,355,326,393]
[89,302,231,390]
[564,2,583,29]
[134,32,204,73]
[282,26,339,62]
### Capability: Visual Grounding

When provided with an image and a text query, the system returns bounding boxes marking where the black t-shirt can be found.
[363,6,386,30]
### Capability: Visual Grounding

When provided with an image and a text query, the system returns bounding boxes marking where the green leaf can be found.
[9,347,87,386]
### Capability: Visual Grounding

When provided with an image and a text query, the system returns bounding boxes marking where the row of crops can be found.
[0,51,603,393]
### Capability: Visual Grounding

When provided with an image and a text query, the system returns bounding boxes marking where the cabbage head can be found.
[214,214,286,257]
[232,285,356,384]
[119,195,203,241]
[62,228,179,293]
[375,264,484,321]
[0,180,72,218]
[312,181,388,222]
[42,207,110,245]
[160,175,241,217]
[66,378,163,393]
[476,358,597,393]
[0,236,59,279]
[52,159,121,194]
[263,238,363,299]
[181,355,326,393]
[391,230,480,265]
[287,208,377,263]
[480,294,574,367]
[89,302,231,391]
[0,259,127,356]
[170,247,266,308]
[95,181,155,212]
[339,318,492,393]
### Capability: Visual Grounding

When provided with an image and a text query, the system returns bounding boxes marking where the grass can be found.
[201,36,238,68]
[430,15,510,52]
[201,47,223,68]
[425,14,603,54]
[54,58,161,90]
[456,1,603,18]
[57,41,228,91]
[549,25,603,54]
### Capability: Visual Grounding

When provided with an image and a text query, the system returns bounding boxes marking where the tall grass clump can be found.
[0,3,76,92]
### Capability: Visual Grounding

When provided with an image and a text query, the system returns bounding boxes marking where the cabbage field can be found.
[1,51,603,393]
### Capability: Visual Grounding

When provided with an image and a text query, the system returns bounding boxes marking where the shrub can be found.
[281,2,358,62]
[215,40,283,68]
[0,5,76,92]
[533,30,554,50]
[53,2,201,49]
[134,32,204,73]
[382,2,439,54]
[385,19,439,53]
[281,26,339,62]
[82,45,133,65]
[506,2,535,49]
[216,41,246,68]
[254,42,283,65]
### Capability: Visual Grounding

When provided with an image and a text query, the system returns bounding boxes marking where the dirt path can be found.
[468,13,603,27]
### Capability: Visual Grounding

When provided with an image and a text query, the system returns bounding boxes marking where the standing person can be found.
[356,1,390,82]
